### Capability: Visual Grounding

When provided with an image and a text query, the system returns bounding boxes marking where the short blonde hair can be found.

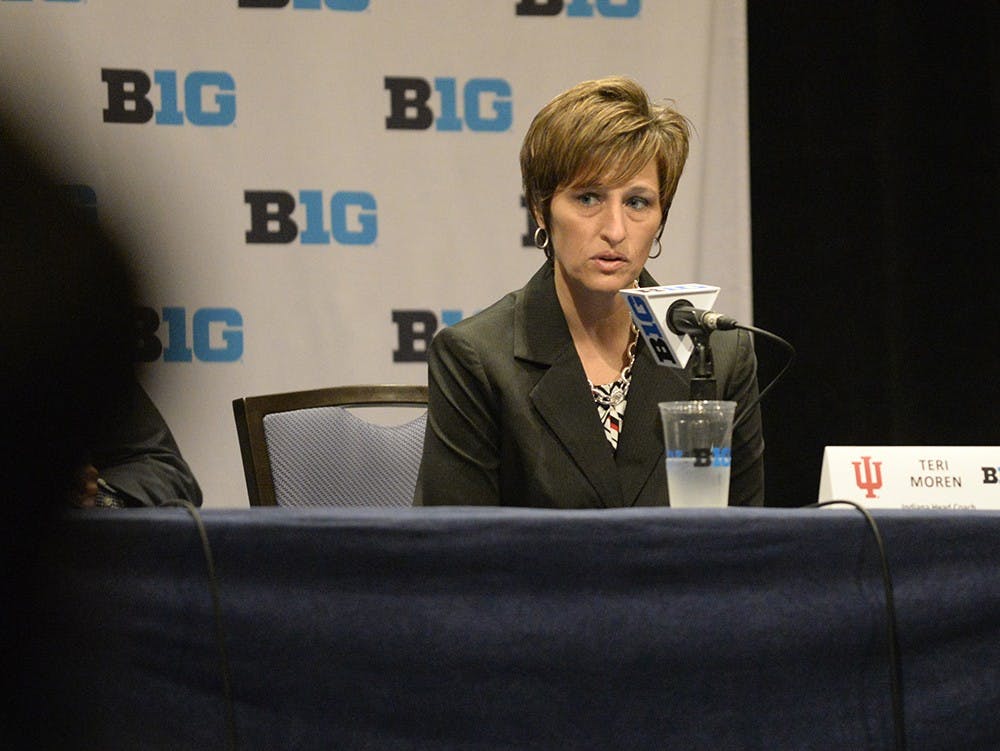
[520,76,691,238]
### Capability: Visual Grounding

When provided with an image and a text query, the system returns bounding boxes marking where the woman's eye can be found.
[576,193,600,207]
[626,196,651,210]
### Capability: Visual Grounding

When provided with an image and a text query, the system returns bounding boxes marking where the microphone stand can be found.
[689,333,717,400]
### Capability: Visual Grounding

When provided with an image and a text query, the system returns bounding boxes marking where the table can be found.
[22,506,1000,749]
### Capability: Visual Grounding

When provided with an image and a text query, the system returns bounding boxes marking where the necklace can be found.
[588,323,638,407]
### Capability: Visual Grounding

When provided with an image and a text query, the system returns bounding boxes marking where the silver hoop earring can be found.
[533,227,549,250]
[648,237,662,259]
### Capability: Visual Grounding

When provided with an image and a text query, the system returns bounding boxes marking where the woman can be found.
[415,76,764,508]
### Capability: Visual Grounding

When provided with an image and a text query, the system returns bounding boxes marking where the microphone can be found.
[620,283,722,369]
[666,301,739,336]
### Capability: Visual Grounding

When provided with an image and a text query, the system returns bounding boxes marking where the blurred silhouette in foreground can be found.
[1,113,137,745]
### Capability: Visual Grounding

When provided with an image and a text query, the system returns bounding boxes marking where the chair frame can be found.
[233,384,428,507]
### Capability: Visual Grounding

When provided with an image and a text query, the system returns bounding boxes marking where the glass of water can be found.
[658,400,736,507]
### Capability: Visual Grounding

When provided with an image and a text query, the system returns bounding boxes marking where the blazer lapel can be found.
[614,342,690,505]
[515,264,623,507]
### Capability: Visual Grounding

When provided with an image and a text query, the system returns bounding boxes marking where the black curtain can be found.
[747,3,999,506]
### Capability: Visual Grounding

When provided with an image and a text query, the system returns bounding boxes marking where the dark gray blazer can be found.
[415,262,764,508]
[93,380,203,507]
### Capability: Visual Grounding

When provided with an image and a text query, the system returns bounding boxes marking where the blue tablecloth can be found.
[23,507,1000,750]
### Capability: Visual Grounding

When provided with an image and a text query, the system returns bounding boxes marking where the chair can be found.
[232,384,428,507]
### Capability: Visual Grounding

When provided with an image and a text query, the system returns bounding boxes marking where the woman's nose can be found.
[600,203,627,245]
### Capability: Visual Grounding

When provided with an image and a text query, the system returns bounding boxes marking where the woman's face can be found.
[545,158,662,299]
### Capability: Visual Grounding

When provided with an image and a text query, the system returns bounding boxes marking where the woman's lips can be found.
[591,255,628,271]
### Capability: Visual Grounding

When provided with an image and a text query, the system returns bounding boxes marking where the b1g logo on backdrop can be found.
[385,77,512,132]
[237,0,368,8]
[244,190,377,245]
[392,310,465,363]
[62,184,98,223]
[102,69,236,126]
[515,0,640,17]
[135,307,244,363]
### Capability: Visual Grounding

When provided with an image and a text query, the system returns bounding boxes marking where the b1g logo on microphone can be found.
[392,309,465,363]
[244,190,377,245]
[385,77,513,132]
[237,0,368,8]
[102,69,236,126]
[135,307,244,363]
[515,0,641,17]
[624,294,678,366]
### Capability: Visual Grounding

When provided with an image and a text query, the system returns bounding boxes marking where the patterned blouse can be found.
[589,326,638,452]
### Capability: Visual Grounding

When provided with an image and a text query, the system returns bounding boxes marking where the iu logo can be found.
[852,456,883,498]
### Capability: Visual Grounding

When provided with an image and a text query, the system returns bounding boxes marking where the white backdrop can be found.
[1,0,751,507]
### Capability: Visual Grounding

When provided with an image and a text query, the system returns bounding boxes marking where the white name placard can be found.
[818,446,1000,510]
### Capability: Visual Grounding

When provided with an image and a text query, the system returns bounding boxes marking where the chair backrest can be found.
[232,384,428,507]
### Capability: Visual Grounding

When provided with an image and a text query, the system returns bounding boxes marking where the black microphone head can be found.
[667,299,739,334]
[666,299,700,336]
